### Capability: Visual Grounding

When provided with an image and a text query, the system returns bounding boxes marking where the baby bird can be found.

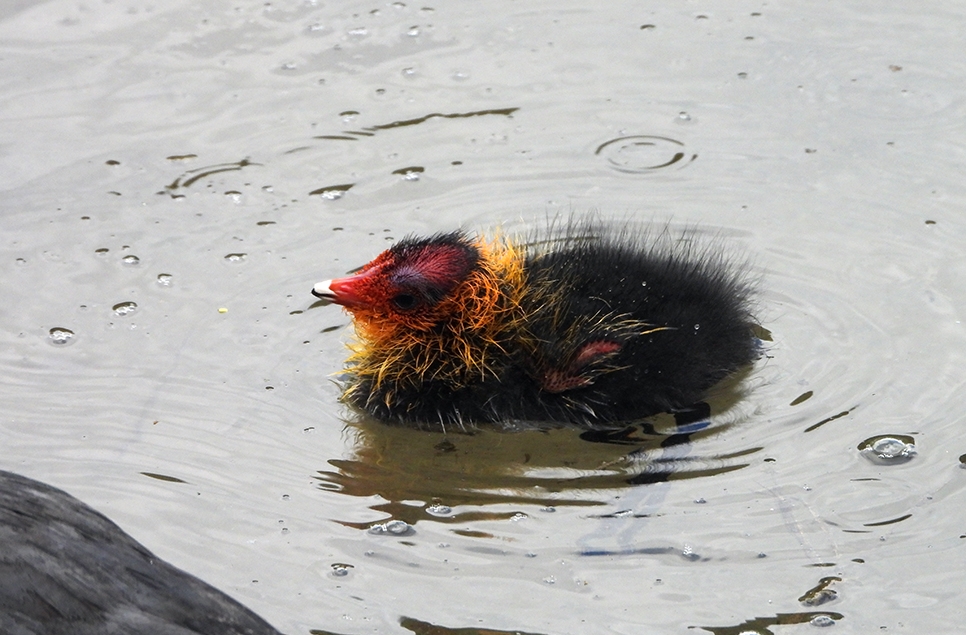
[312,222,758,429]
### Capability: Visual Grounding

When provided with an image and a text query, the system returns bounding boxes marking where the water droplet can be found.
[540,506,556,513]
[810,615,836,627]
[677,111,692,122]
[368,519,413,536]
[392,166,424,181]
[121,255,140,266]
[542,576,556,585]
[280,62,297,71]
[224,253,247,263]
[510,512,528,522]
[330,563,354,577]
[156,273,173,286]
[426,503,452,517]
[386,519,411,534]
[48,327,75,346]
[858,434,917,464]
[112,301,138,316]
[95,248,109,256]
[693,323,700,330]
[310,183,354,199]
[737,71,748,79]
[347,26,368,37]
[15,258,26,266]
[401,66,416,77]
[406,25,420,36]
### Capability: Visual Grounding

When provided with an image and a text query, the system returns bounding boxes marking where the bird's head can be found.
[313,232,482,331]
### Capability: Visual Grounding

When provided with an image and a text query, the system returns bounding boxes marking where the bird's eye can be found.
[391,293,419,311]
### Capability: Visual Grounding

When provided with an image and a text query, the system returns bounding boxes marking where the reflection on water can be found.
[316,386,761,530]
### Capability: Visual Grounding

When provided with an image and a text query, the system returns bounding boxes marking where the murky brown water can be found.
[3,1,966,633]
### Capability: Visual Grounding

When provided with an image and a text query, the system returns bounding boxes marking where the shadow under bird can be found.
[0,470,283,635]
[313,221,759,430]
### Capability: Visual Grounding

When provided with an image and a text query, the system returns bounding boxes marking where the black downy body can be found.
[346,225,759,429]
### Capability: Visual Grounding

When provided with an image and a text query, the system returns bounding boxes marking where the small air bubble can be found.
[156,273,173,286]
[426,503,452,517]
[121,255,140,266]
[16,258,26,265]
[810,615,835,627]
[368,519,413,536]
[112,302,138,316]
[224,253,247,263]
[407,25,420,36]
[95,248,109,256]
[330,563,354,577]
[858,435,917,464]
[48,327,75,346]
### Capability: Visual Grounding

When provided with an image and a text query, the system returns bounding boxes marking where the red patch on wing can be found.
[541,339,622,394]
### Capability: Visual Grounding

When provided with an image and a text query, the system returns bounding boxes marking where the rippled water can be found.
[2,1,966,634]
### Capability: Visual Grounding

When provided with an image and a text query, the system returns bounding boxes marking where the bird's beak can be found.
[311,273,369,308]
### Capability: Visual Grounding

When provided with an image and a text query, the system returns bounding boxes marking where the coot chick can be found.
[0,470,283,635]
[312,222,758,429]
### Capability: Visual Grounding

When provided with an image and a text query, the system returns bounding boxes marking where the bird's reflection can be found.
[315,377,759,530]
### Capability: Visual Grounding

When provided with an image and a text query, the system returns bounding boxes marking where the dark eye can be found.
[391,293,419,311]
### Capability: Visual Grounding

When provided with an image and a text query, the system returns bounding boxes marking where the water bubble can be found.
[406,25,420,36]
[426,503,452,517]
[368,519,413,536]
[224,253,247,263]
[810,615,836,627]
[310,184,354,199]
[112,302,138,316]
[330,563,354,577]
[121,255,140,266]
[95,248,109,256]
[48,327,75,346]
[677,111,692,122]
[858,434,917,464]
[392,166,424,181]
[15,258,26,266]
[156,273,173,286]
